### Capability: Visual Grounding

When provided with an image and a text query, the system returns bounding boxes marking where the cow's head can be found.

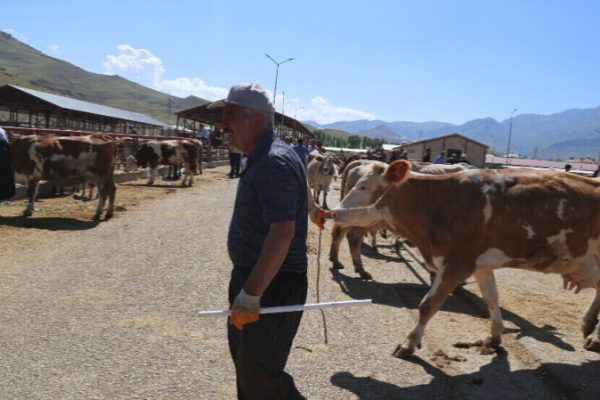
[338,161,391,210]
[318,155,336,176]
[333,160,411,228]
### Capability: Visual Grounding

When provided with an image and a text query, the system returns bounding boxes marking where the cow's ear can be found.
[385,160,410,185]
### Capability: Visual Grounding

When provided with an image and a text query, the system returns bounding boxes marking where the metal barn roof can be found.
[0,84,169,128]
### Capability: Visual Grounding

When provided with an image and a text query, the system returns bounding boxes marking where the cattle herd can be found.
[4,132,600,362]
[7,133,204,220]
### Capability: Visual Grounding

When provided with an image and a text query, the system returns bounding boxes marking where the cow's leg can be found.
[347,227,372,280]
[23,179,40,217]
[329,224,351,270]
[147,167,156,185]
[104,179,116,220]
[93,179,107,221]
[182,162,193,187]
[369,228,378,252]
[313,186,320,205]
[393,261,471,358]
[581,255,600,350]
[473,270,505,348]
[322,187,329,210]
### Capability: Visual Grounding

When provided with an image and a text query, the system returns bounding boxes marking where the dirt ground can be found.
[1,166,600,399]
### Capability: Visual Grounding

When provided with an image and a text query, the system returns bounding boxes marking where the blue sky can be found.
[4,0,600,125]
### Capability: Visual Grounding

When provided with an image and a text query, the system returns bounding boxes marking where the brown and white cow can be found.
[11,134,116,220]
[330,160,476,279]
[307,154,337,209]
[129,140,199,186]
[332,160,600,357]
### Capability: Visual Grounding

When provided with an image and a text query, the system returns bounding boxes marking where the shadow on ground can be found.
[330,265,576,352]
[330,355,598,400]
[0,215,101,231]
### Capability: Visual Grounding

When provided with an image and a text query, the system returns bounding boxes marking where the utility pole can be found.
[505,108,518,166]
[265,53,295,110]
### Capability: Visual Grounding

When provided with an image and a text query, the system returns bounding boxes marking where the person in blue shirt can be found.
[434,151,447,164]
[208,83,308,400]
[293,137,310,166]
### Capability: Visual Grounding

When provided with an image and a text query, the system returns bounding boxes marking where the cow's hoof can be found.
[22,210,32,217]
[584,335,600,352]
[392,344,414,359]
[358,270,373,280]
[582,318,598,338]
[93,213,101,221]
[331,261,345,270]
[104,212,113,220]
[481,336,502,351]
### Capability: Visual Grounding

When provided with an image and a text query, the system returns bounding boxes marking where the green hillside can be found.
[0,32,206,124]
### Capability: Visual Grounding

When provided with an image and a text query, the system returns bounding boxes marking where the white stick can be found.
[198,299,372,317]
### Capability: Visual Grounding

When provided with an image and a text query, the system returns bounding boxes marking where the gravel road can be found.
[1,166,599,399]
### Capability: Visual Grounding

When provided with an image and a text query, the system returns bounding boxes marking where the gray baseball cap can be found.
[207,83,274,113]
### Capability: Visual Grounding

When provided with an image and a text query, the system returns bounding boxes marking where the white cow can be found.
[307,154,336,209]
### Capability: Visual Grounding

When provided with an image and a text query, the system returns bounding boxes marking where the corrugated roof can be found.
[8,85,169,128]
[175,102,314,138]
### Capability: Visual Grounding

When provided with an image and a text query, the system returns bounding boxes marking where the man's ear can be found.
[253,112,266,131]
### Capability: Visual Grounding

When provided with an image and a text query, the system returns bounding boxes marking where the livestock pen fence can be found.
[1,126,230,170]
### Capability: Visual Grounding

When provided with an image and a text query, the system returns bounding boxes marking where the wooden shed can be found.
[401,133,489,168]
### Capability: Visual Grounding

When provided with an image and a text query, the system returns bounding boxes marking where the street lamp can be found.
[265,53,294,110]
[505,108,518,166]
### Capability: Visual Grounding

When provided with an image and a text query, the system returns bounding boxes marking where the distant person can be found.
[316,140,326,154]
[434,151,447,164]
[226,131,242,178]
[593,166,600,178]
[399,148,408,160]
[422,148,432,162]
[0,127,16,201]
[564,164,572,173]
[458,153,471,164]
[307,139,317,153]
[366,147,373,160]
[293,138,310,165]
[198,124,211,145]
[447,154,459,164]
[283,136,293,146]
[210,127,223,147]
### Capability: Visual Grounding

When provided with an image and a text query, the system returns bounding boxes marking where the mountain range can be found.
[307,107,600,159]
[2,31,600,159]
[0,32,207,124]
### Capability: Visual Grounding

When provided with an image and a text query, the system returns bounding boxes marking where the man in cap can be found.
[209,83,308,399]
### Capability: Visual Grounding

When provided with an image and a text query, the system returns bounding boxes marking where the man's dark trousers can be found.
[228,268,307,400]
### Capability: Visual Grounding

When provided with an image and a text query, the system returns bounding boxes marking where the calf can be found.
[11,134,116,220]
[332,160,600,357]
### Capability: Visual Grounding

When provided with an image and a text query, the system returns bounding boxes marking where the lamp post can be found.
[265,53,294,110]
[505,108,518,166]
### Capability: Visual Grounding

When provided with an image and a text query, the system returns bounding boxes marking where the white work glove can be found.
[229,289,261,331]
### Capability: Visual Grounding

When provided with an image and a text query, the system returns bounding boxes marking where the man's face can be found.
[222,104,263,154]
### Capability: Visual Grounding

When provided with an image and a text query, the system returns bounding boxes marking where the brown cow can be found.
[330,159,476,279]
[332,160,600,358]
[11,134,116,220]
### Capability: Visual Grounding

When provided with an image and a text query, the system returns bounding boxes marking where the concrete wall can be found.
[402,135,487,167]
